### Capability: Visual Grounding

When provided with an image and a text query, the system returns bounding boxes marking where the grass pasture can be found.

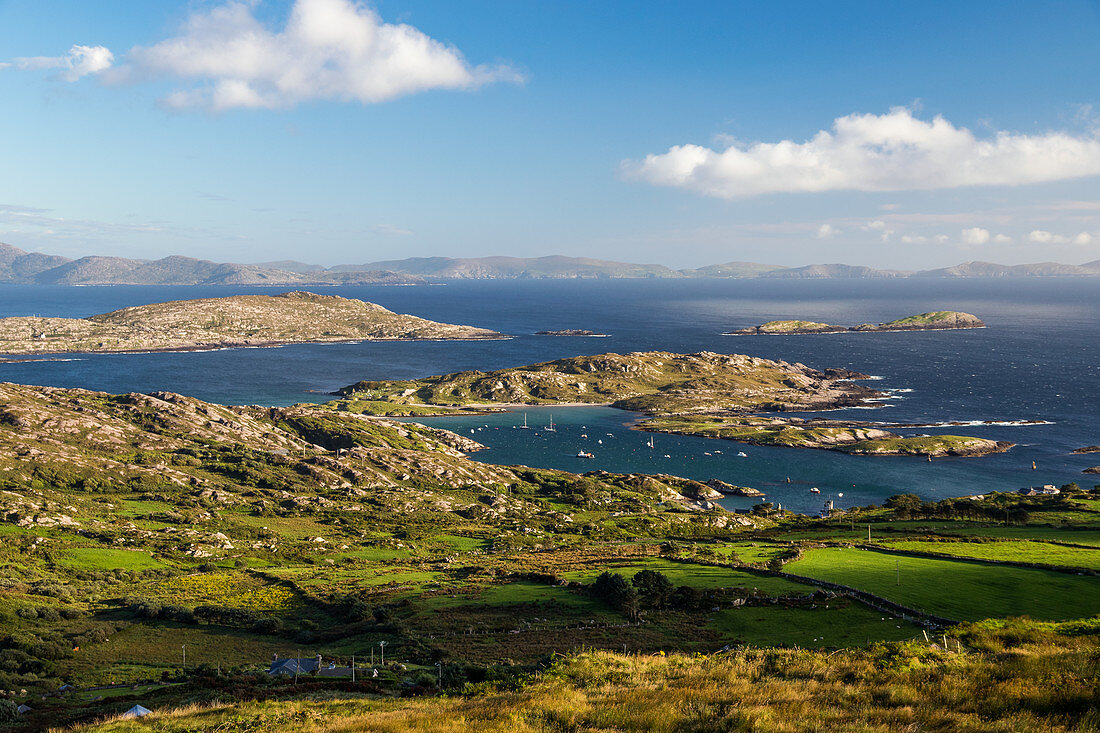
[786,547,1100,621]
[56,548,167,572]
[707,599,923,648]
[879,539,1100,570]
[561,559,810,595]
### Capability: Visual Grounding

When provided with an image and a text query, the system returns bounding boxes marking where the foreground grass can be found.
[76,623,1100,733]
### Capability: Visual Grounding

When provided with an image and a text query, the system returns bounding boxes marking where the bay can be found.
[0,278,1096,513]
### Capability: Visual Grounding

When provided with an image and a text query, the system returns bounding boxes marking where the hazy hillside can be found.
[0,244,422,286]
[0,242,71,281]
[678,261,783,277]
[761,263,913,278]
[350,255,684,279]
[914,260,1100,277]
[3,242,1100,283]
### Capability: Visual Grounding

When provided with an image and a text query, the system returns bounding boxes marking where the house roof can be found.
[268,658,320,675]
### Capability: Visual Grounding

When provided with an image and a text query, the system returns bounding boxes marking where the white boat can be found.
[544,415,556,432]
[518,413,531,429]
[576,451,594,459]
[581,433,588,439]
[737,451,747,457]
[809,487,821,494]
[647,436,655,449]
[597,439,603,444]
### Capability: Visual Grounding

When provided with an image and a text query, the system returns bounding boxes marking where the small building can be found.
[317,664,353,678]
[268,655,321,676]
[1018,485,1060,497]
[17,704,32,715]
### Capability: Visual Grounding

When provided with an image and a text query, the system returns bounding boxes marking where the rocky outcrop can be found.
[706,479,765,497]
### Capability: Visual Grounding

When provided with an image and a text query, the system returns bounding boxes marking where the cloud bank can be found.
[122,0,521,110]
[624,108,1100,198]
[3,0,519,110]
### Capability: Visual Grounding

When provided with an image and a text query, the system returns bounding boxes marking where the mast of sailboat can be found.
[647,435,654,448]
[545,414,556,432]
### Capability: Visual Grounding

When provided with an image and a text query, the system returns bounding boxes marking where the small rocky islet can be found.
[534,329,610,337]
[726,311,985,336]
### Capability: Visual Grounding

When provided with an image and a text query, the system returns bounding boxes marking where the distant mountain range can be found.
[2,243,1099,284]
[0,244,423,286]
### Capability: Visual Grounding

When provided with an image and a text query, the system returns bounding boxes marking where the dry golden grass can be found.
[75,627,1100,733]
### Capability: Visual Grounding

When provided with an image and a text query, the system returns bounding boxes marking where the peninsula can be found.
[332,351,1010,456]
[0,291,504,355]
[726,311,985,335]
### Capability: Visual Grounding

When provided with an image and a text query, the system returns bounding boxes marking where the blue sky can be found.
[1,0,1099,269]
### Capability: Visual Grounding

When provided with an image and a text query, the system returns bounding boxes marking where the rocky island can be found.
[332,351,1011,457]
[726,311,985,335]
[0,291,505,355]
[534,329,610,337]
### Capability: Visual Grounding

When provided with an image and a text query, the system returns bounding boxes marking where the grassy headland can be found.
[0,291,503,355]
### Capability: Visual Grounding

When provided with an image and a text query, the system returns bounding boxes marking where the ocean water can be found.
[0,278,1096,513]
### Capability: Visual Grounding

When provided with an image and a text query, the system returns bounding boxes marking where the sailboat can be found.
[647,435,655,449]
[544,414,556,432]
[518,413,531,429]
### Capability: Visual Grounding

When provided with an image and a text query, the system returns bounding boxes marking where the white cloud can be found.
[815,223,839,239]
[117,0,521,110]
[961,227,991,245]
[900,234,927,244]
[4,44,113,81]
[934,234,949,244]
[992,233,1013,244]
[623,107,1100,198]
[1030,229,1095,245]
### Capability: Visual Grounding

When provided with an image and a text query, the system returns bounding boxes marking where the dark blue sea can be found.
[1,279,1097,514]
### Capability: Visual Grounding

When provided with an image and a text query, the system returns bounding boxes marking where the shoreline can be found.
[0,333,511,359]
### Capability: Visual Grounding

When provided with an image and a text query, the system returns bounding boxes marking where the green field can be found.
[57,548,167,571]
[706,600,922,647]
[786,547,1100,620]
[880,539,1100,570]
[562,559,809,595]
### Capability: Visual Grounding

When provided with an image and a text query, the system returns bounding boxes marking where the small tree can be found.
[885,493,923,518]
[632,569,674,609]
